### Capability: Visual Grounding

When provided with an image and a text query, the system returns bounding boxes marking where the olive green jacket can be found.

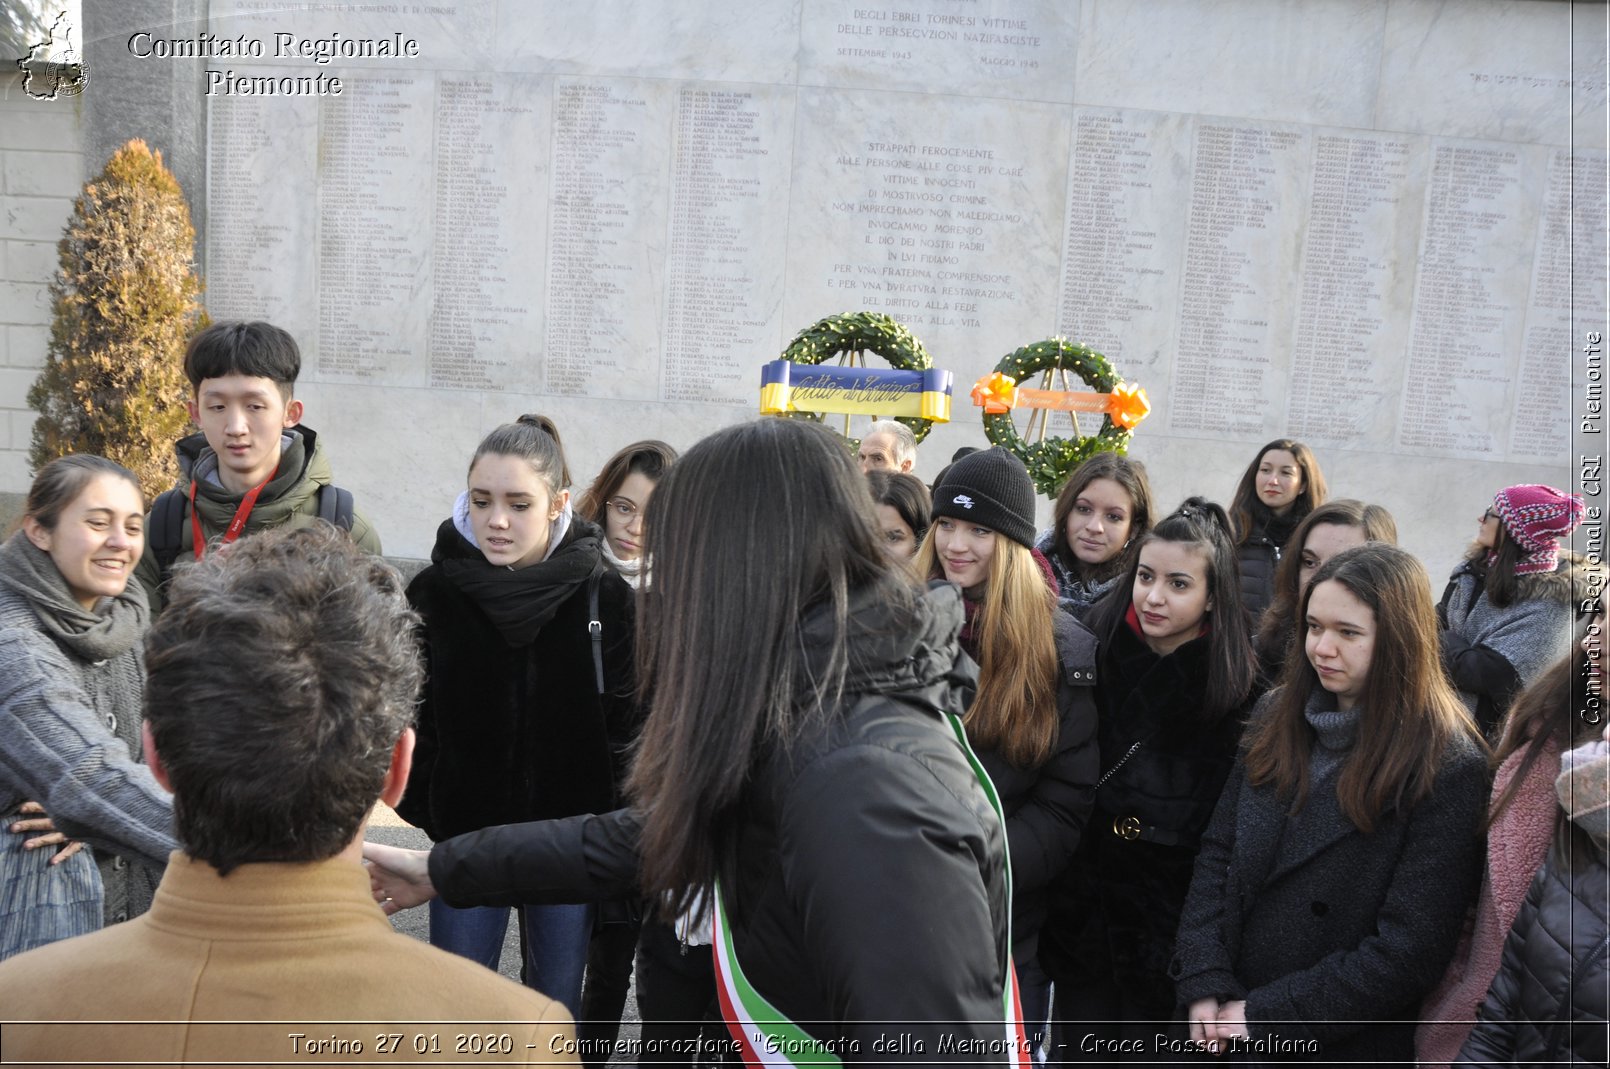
[133,426,381,613]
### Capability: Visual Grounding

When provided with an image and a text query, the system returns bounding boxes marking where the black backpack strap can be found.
[148,487,188,583]
[316,485,355,531]
[588,564,605,696]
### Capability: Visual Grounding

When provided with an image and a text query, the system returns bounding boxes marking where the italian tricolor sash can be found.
[710,711,1031,1067]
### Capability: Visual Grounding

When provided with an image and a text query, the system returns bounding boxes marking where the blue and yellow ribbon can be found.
[760,360,952,422]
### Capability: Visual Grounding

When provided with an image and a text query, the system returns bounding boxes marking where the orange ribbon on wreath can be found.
[970,373,1151,430]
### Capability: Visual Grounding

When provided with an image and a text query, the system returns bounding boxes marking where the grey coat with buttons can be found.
[0,581,172,948]
[1173,725,1487,1066]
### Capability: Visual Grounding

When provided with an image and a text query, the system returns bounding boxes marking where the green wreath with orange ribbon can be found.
[779,311,937,448]
[977,339,1146,497]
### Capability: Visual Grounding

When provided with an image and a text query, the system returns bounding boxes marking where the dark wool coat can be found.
[1456,846,1609,1067]
[974,609,1099,965]
[1038,619,1249,1018]
[395,520,639,842]
[1172,731,1488,1066]
[427,585,1018,1062]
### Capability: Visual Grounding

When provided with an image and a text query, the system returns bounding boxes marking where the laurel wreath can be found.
[778,311,937,448]
[983,339,1135,497]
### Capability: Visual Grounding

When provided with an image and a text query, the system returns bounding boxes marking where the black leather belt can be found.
[1110,814,1183,847]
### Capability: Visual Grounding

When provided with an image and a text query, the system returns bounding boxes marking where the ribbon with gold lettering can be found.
[761,360,952,422]
[970,372,1151,430]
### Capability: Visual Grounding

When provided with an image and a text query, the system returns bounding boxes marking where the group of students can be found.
[0,318,1604,1067]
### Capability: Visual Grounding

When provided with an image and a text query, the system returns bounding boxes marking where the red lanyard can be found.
[189,467,276,560]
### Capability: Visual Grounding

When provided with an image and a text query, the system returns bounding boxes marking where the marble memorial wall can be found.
[189,0,1605,570]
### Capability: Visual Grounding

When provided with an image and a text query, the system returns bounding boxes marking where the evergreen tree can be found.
[28,139,205,500]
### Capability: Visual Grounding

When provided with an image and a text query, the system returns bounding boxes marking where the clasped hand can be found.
[9,801,84,864]
[1186,997,1251,1056]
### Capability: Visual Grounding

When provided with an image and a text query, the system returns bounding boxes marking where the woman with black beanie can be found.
[916,446,1100,1055]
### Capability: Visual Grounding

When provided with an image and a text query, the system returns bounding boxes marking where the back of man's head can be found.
[143,525,421,874]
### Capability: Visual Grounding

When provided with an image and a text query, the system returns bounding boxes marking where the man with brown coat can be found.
[0,525,574,1068]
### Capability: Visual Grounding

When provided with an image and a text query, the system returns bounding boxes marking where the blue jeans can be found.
[429,898,593,1017]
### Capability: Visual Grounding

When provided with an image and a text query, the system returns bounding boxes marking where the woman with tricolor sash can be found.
[366,418,1027,1064]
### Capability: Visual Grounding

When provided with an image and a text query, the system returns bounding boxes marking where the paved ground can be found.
[366,806,643,1064]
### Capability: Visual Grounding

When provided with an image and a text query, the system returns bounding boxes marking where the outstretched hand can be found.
[362,840,436,916]
[10,801,85,865]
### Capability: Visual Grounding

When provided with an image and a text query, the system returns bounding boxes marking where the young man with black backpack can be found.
[134,321,381,613]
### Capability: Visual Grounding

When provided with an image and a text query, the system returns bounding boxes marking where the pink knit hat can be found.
[1491,484,1585,575]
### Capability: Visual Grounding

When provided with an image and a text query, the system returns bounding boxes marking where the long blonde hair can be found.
[917,530,1059,768]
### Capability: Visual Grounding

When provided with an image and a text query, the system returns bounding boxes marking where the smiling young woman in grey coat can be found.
[0,456,175,960]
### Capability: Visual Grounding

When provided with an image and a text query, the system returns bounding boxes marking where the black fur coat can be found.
[395,518,640,842]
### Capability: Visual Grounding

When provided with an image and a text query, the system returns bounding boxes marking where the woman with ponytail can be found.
[394,415,641,1016]
[1041,497,1257,1060]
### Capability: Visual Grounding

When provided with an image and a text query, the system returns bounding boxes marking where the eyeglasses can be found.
[1483,509,1499,522]
[606,498,640,521]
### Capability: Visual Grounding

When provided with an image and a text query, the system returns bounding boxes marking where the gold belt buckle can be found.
[1113,815,1142,841]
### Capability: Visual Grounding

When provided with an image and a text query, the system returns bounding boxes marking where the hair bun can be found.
[1175,496,1231,534]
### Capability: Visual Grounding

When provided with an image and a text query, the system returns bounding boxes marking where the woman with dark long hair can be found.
[1175,543,1487,1065]
[1441,483,1588,738]
[395,415,640,1017]
[1254,499,1397,685]
[1418,595,1605,1066]
[1037,452,1154,620]
[368,419,1024,1063]
[1041,498,1256,1060]
[1228,439,1327,627]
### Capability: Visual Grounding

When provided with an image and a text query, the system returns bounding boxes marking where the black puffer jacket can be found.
[1456,847,1609,1067]
[428,584,1016,1062]
[1235,506,1299,631]
[975,608,1099,966]
[1039,615,1250,1017]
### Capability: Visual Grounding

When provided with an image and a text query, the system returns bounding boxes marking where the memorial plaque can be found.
[544,78,675,399]
[661,84,794,406]
[1510,149,1609,460]
[786,87,1070,388]
[1055,107,1193,384]
[799,0,1079,102]
[150,0,1594,566]
[204,81,318,346]
[1284,131,1426,446]
[1168,121,1309,440]
[427,75,548,394]
[315,74,435,385]
[1397,140,1547,459]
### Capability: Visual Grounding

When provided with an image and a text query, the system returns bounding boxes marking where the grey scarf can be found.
[0,532,148,663]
